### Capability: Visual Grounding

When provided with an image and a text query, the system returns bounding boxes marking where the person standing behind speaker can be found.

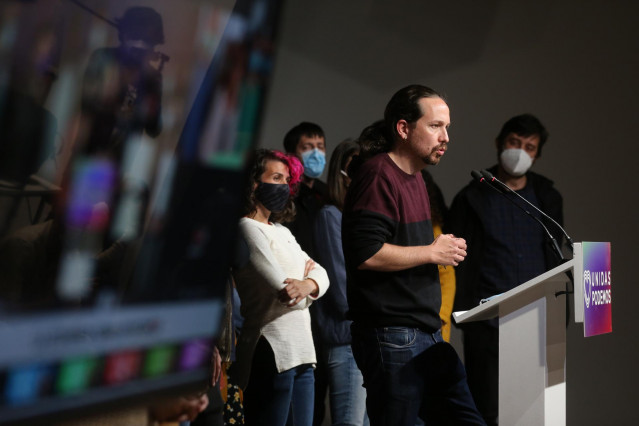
[313,139,369,426]
[447,114,564,425]
[282,122,329,425]
[231,149,330,426]
[282,122,328,260]
[421,170,456,343]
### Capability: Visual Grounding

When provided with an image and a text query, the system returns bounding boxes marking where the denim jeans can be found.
[325,344,369,426]
[244,338,315,426]
[350,325,485,426]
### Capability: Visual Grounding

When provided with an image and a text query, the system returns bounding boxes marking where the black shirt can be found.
[283,179,327,259]
[480,182,546,298]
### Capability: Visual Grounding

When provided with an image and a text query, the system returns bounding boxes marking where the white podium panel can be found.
[453,257,574,426]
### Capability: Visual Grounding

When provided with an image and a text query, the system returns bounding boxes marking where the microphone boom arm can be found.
[471,170,567,264]
[480,170,574,252]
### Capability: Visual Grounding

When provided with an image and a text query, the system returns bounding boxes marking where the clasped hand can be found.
[431,234,467,267]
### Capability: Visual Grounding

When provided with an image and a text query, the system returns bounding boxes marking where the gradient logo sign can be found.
[583,242,612,337]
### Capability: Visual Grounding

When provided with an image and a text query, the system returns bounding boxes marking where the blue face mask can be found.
[301,148,326,178]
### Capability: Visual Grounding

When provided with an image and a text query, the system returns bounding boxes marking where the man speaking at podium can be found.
[447,114,564,425]
[343,85,484,425]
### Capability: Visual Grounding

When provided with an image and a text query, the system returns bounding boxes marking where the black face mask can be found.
[255,182,290,213]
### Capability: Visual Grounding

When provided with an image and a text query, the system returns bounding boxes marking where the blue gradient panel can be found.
[5,363,55,406]
[582,242,612,337]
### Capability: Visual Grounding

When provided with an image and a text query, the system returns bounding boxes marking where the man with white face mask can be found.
[447,114,564,426]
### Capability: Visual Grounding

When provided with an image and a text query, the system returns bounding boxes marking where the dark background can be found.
[258,1,639,424]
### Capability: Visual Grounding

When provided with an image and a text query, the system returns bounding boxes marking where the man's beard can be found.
[423,144,445,166]
[424,156,439,166]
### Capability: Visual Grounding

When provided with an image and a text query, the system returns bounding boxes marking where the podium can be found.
[453,243,588,426]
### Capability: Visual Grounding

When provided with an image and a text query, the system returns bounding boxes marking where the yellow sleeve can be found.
[433,224,456,342]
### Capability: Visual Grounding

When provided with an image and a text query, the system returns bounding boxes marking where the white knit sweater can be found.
[232,217,329,389]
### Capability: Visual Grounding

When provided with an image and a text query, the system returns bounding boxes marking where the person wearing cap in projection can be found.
[79,6,166,161]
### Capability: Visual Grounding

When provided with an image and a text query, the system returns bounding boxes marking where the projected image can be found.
[0,0,282,423]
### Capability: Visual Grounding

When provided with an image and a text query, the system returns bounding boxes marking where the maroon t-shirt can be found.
[343,154,441,331]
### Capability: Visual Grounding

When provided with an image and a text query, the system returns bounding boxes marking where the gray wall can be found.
[258,1,639,424]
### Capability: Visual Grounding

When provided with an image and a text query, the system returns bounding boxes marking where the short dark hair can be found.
[244,149,297,223]
[384,84,443,145]
[326,139,359,210]
[283,122,325,154]
[496,114,549,157]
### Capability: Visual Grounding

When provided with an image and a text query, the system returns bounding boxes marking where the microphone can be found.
[470,170,574,323]
[470,170,485,183]
[479,170,574,252]
[470,170,566,263]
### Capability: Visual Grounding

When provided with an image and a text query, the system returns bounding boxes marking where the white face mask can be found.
[500,148,533,177]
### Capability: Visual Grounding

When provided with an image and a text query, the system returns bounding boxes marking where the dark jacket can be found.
[283,179,327,260]
[446,165,564,313]
[312,205,351,345]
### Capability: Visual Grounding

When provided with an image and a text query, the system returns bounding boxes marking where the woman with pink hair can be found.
[231,149,329,426]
